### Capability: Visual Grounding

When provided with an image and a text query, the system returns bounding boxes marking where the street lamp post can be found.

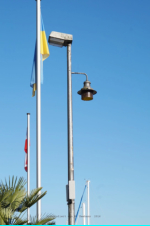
[48,31,97,225]
[49,32,75,225]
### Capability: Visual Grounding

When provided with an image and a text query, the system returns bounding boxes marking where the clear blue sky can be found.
[0,0,150,224]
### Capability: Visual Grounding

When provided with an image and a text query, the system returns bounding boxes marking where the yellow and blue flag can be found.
[30,15,50,97]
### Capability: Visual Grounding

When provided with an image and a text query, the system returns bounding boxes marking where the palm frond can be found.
[0,187,12,207]
[0,207,14,225]
[0,176,55,225]
[18,188,47,213]
[11,212,27,225]
[9,190,26,211]
[4,176,26,192]
[0,177,26,211]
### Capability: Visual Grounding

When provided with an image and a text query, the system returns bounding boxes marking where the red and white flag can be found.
[24,130,28,172]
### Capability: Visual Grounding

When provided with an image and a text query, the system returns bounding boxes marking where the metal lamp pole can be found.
[67,43,75,225]
[48,32,75,225]
[48,31,97,225]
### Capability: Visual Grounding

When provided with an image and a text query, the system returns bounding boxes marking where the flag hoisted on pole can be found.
[24,114,30,223]
[30,14,50,97]
[31,0,50,221]
[24,131,28,172]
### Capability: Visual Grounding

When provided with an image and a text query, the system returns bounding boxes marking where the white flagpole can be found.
[82,203,86,225]
[36,0,41,221]
[27,113,30,223]
[87,180,90,225]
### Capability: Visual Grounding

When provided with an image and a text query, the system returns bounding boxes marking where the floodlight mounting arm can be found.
[71,72,88,81]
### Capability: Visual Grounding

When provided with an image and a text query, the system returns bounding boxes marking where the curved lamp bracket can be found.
[71,72,88,81]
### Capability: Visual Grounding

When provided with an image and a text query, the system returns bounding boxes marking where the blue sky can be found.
[0,0,150,224]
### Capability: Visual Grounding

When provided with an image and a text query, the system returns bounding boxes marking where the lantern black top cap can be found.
[78,80,97,95]
[48,31,73,48]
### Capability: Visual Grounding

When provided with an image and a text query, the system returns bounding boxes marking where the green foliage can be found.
[0,176,55,225]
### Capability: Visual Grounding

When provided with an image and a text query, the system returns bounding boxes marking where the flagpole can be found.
[36,0,41,220]
[27,113,30,223]
[87,180,90,225]
[82,203,86,225]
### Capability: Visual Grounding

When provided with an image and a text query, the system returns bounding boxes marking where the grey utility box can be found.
[69,180,75,200]
[66,181,75,201]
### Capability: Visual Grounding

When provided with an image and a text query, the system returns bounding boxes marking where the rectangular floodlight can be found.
[48,31,73,47]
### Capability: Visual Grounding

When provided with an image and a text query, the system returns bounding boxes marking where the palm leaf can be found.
[18,188,47,213]
[0,176,55,225]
